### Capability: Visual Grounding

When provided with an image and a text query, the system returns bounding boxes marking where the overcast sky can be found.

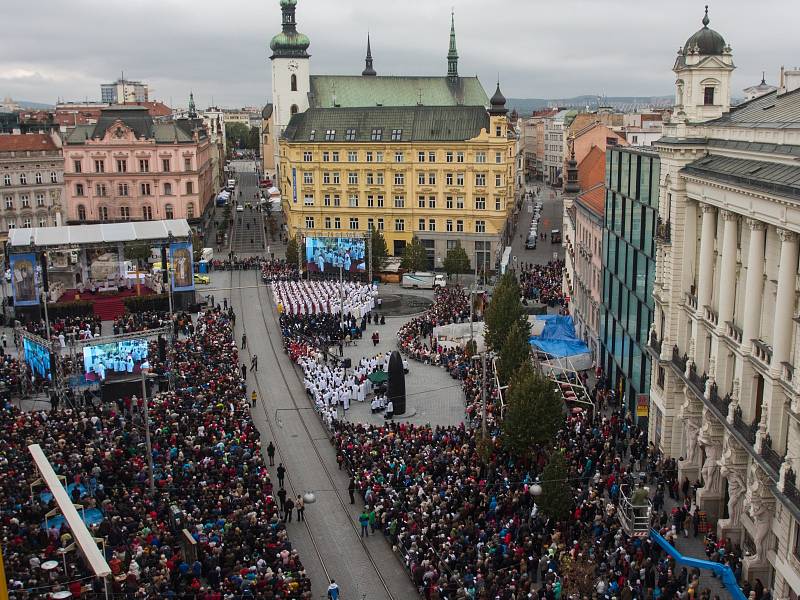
[2,0,797,108]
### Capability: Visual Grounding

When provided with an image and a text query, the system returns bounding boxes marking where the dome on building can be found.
[280,0,297,6]
[489,83,507,115]
[270,31,310,55]
[682,6,727,55]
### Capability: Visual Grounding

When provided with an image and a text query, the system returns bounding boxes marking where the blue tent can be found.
[529,315,591,359]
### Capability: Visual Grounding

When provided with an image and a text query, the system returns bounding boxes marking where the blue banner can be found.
[292,168,297,203]
[10,253,39,306]
[169,242,195,292]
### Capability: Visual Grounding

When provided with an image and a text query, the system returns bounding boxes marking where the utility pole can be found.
[481,351,487,438]
[141,370,155,496]
[469,250,478,347]
[339,260,345,335]
[367,229,373,285]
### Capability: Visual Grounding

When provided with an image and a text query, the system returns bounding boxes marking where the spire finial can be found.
[188,91,197,118]
[761,71,766,85]
[362,32,376,76]
[447,10,459,81]
[702,5,709,27]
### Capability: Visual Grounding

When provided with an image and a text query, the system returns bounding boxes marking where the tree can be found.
[366,225,389,274]
[537,451,572,522]
[247,126,261,151]
[225,122,250,155]
[124,243,153,267]
[483,271,528,351]
[502,362,563,455]
[497,320,531,385]
[442,241,470,281]
[285,235,300,267]
[400,237,428,272]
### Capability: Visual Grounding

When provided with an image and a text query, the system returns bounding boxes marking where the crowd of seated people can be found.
[24,315,102,344]
[261,259,300,283]
[112,310,171,335]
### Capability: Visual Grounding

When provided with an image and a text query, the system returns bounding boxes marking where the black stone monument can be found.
[387,350,406,415]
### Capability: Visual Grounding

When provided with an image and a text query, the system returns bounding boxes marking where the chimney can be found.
[783,68,800,95]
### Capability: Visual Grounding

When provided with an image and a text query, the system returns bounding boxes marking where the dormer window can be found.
[703,86,715,105]
[309,129,316,141]
[371,128,382,141]
[345,129,356,141]
[325,129,336,141]
[391,129,402,141]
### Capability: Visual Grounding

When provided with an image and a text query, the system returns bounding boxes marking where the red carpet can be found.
[57,286,156,321]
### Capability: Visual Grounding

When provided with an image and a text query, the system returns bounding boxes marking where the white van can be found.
[226,179,236,190]
[401,272,446,289]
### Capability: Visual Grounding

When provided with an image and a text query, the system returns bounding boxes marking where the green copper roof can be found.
[270,31,310,55]
[309,75,489,109]
[283,105,490,143]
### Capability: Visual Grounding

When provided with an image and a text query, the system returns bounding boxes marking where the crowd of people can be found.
[0,308,312,599]
[210,255,266,271]
[112,310,171,335]
[261,260,299,283]
[519,260,568,310]
[23,315,103,345]
[272,280,377,318]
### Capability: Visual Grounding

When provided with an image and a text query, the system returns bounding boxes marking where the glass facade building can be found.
[601,147,660,422]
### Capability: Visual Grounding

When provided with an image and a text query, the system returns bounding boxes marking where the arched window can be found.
[142,206,153,221]
[290,74,297,92]
[164,204,174,219]
[186,203,195,219]
[77,205,86,221]
[290,104,299,115]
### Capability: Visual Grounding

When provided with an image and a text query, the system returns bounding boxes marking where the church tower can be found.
[270,0,311,182]
[672,6,734,123]
[447,12,459,82]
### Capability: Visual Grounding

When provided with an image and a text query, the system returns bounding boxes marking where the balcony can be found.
[686,292,698,311]
[687,362,709,392]
[752,339,773,366]
[656,217,672,244]
[649,331,662,355]
[703,305,719,327]
[785,469,800,511]
[732,405,758,445]
[707,381,733,416]
[724,321,743,344]
[672,345,688,372]
[760,433,784,474]
[782,361,794,384]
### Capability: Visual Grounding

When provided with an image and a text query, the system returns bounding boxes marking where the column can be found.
[741,219,766,353]
[696,204,717,316]
[771,228,799,374]
[716,210,739,332]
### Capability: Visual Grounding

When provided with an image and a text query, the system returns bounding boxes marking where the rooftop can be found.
[8,219,191,249]
[707,87,800,130]
[682,153,800,200]
[64,105,206,145]
[0,133,59,152]
[578,146,606,191]
[575,183,606,218]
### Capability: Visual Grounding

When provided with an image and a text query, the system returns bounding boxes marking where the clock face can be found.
[288,60,299,72]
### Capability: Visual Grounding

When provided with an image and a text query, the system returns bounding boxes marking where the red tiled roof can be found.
[576,183,605,217]
[0,133,58,152]
[578,146,606,190]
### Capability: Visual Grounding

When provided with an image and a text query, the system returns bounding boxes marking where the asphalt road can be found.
[508,182,565,270]
[230,160,267,254]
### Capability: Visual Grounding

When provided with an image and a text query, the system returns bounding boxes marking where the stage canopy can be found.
[8,219,191,250]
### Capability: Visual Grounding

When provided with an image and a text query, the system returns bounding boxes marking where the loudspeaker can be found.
[341,358,352,369]
[158,335,167,362]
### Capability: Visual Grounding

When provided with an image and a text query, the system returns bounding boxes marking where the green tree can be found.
[442,241,470,281]
[537,451,572,522]
[483,271,528,351]
[497,320,531,385]
[400,237,428,272]
[502,362,563,455]
[366,225,389,274]
[225,122,250,154]
[285,235,300,267]
[247,126,261,151]
[124,243,153,267]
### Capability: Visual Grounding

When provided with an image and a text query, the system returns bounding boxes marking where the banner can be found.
[10,253,39,306]
[636,394,649,418]
[292,168,297,204]
[169,242,195,292]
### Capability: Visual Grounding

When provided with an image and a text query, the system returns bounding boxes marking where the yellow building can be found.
[269,1,516,270]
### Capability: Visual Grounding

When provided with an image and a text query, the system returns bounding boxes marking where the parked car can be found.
[236,204,244,212]
[551,229,562,243]
[525,236,537,249]
[194,274,210,285]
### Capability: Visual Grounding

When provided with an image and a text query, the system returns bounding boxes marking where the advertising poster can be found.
[636,394,649,418]
[170,242,195,292]
[305,237,366,274]
[292,168,297,204]
[10,253,39,306]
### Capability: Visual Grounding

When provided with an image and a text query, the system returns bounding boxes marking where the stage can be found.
[55,286,158,321]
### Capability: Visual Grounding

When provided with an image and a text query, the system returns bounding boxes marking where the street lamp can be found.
[529,480,543,497]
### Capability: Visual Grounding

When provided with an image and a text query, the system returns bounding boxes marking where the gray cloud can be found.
[1,0,797,107]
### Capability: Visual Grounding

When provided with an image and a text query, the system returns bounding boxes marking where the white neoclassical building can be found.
[646,7,800,595]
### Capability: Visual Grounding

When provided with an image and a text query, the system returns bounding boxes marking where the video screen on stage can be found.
[305,237,366,273]
[83,338,150,382]
[23,337,52,381]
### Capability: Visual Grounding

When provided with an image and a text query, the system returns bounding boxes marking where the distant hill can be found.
[508,95,673,114]
[12,100,55,110]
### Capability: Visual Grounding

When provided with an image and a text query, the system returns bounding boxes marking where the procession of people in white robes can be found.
[272,280,377,317]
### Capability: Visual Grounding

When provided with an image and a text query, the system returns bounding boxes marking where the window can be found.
[73,160,82,173]
[457,197,464,209]
[428,196,436,208]
[323,172,331,184]
[704,86,715,105]
[377,218,384,231]
[94,160,104,173]
[371,129,382,141]
[20,195,30,208]
[36,193,45,207]
[95,184,108,197]
[428,152,435,163]
[304,195,314,206]
[325,216,331,229]
[394,151,404,163]
[23,217,31,229]
[290,104,298,115]
[309,129,316,141]
[162,158,171,172]
[332,172,340,184]
[347,151,357,162]
[303,172,313,185]
[325,129,336,141]
[140,183,151,196]
[120,206,130,219]
[305,216,315,229]
[495,151,502,164]
[376,172,384,185]
[457,151,464,163]
[119,183,130,197]
[375,151,384,163]
[348,194,358,207]
[456,173,464,186]
[323,152,330,162]
[367,218,374,229]
[418,172,425,185]
[139,159,149,173]
[350,217,359,230]
[446,151,453,163]
[428,218,436,231]
[366,151,374,163]
[186,181,193,194]
[332,152,340,162]
[184,157,191,171]
[446,173,454,185]
[475,240,490,268]
[446,196,453,209]
[348,172,358,185]
[6,219,15,230]
[418,196,426,208]
[142,205,153,220]
[476,152,486,163]
[77,205,86,221]
[98,207,108,222]
[19,173,27,185]
[35,172,42,184]
[475,197,486,210]
[346,129,356,141]
[324,194,331,206]
[428,173,436,185]
[391,129,402,141]
[495,125,502,137]
[446,219,453,232]
[75,183,85,197]
[418,218,426,231]
[291,73,297,91]
[418,152,425,163]
[187,203,195,219]
[475,173,486,186]
[475,220,486,233]
[333,194,340,207]
[495,174,502,187]
[303,151,313,162]
[334,217,341,229]
[367,195,375,207]
[456,219,464,232]
[394,195,405,208]
[395,219,405,231]
[394,173,404,185]
[495,196,501,211]
[4,196,11,209]
[366,173,374,185]
[1,175,9,187]
[376,195,384,208]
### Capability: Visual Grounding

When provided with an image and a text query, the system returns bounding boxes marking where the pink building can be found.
[573,183,605,362]
[63,105,213,224]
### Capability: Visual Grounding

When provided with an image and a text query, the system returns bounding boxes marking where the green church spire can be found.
[447,11,459,81]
